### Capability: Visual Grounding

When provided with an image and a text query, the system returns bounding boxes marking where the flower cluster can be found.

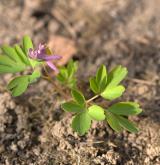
[29,43,61,72]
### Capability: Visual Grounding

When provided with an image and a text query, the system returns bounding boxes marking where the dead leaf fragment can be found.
[48,35,77,66]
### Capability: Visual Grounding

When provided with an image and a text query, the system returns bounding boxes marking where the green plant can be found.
[56,60,78,88]
[0,35,61,96]
[62,65,142,135]
[0,36,142,135]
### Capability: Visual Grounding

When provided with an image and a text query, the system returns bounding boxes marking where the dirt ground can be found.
[0,0,160,165]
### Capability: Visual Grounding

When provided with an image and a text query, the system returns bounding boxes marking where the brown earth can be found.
[0,0,160,165]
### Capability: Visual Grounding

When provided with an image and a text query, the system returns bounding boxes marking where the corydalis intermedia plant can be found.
[0,36,142,136]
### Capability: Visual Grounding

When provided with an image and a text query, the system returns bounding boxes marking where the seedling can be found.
[56,59,78,88]
[0,36,142,135]
[62,65,142,135]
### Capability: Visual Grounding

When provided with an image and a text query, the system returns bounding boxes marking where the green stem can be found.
[42,65,100,103]
[42,66,69,100]
[86,94,99,104]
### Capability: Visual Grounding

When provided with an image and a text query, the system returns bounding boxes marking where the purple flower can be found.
[29,43,61,72]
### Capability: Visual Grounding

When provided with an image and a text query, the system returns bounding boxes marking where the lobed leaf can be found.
[1,45,22,63]
[14,44,30,65]
[96,65,107,92]
[62,101,83,113]
[105,111,123,132]
[56,67,69,84]
[67,60,78,78]
[0,65,25,74]
[117,116,139,133]
[101,85,125,100]
[0,54,17,66]
[57,60,78,88]
[7,76,29,96]
[67,78,77,89]
[22,35,33,55]
[107,65,128,88]
[88,105,105,121]
[105,111,139,133]
[90,65,108,94]
[107,102,142,116]
[7,71,41,97]
[72,111,91,135]
[89,77,99,94]
[22,35,38,67]
[71,89,85,106]
[0,55,26,73]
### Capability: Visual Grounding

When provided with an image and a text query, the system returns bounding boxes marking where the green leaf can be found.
[72,111,91,135]
[14,44,30,65]
[56,73,66,82]
[71,89,85,106]
[62,101,83,113]
[7,76,29,96]
[0,54,17,66]
[107,102,142,116]
[29,70,41,83]
[105,111,139,133]
[89,77,99,94]
[67,78,77,89]
[0,55,26,73]
[1,45,22,63]
[67,60,73,76]
[105,111,123,132]
[22,35,33,55]
[117,116,138,133]
[101,85,125,100]
[67,60,78,78]
[57,65,74,84]
[7,70,40,96]
[56,60,78,89]
[88,105,105,121]
[61,67,68,78]
[107,65,128,88]
[96,65,107,83]
[0,65,24,73]
[22,35,38,67]
[96,65,107,91]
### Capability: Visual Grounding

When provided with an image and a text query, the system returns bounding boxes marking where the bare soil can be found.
[0,0,160,165]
